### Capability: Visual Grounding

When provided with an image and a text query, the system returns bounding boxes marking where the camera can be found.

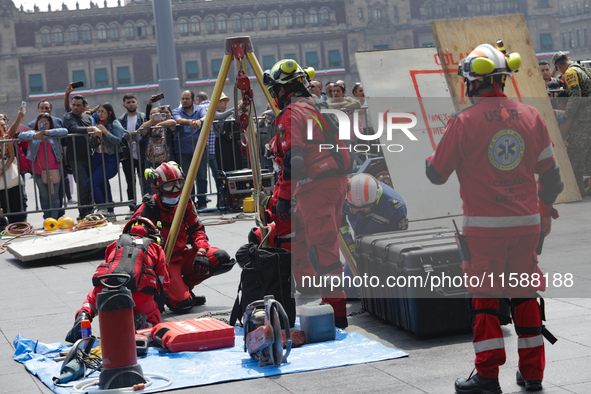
[152,93,164,103]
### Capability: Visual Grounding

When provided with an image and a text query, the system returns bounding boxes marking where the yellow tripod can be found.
[164,36,277,262]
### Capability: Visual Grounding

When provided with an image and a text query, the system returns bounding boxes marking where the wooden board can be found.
[6,223,123,262]
[431,14,580,203]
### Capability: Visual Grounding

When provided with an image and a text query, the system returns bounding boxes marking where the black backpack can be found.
[229,244,296,328]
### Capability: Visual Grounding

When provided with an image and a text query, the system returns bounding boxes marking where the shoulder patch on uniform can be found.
[389,198,403,210]
[565,68,580,88]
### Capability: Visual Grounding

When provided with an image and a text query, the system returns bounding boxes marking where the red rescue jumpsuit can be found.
[426,92,562,381]
[275,97,349,316]
[133,195,226,309]
[76,235,170,326]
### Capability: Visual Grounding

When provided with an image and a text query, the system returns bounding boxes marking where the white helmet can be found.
[458,43,521,82]
[347,174,382,208]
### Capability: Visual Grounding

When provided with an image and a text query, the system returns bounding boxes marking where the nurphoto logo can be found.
[306,108,419,153]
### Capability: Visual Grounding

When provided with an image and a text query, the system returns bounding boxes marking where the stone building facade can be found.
[0,0,573,111]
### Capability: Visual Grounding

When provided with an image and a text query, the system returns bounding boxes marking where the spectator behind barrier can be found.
[139,106,176,168]
[17,113,67,220]
[0,112,26,223]
[87,103,124,218]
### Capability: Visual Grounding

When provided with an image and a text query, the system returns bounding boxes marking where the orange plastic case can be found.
[151,317,235,352]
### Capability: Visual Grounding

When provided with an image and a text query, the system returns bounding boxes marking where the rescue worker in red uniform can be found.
[65,217,170,343]
[133,161,235,314]
[426,43,563,393]
[264,59,350,328]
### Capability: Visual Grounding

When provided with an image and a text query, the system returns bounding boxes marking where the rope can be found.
[0,222,39,255]
[73,213,108,231]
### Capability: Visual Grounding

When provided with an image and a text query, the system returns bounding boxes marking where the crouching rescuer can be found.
[66,217,169,343]
[425,42,563,393]
[264,59,351,328]
[134,161,235,314]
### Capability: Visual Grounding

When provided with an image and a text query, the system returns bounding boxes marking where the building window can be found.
[269,12,279,28]
[72,70,87,86]
[137,21,147,38]
[295,10,305,26]
[577,30,581,47]
[124,22,134,39]
[179,18,188,34]
[586,1,590,13]
[258,12,267,29]
[561,5,567,16]
[232,15,241,31]
[562,32,567,49]
[434,2,444,16]
[29,74,43,93]
[375,8,383,20]
[186,61,200,79]
[41,28,51,44]
[97,24,107,40]
[537,0,549,7]
[374,44,389,50]
[569,4,575,16]
[284,11,293,27]
[569,31,574,48]
[262,55,276,69]
[68,27,79,43]
[109,23,119,40]
[95,68,109,86]
[577,2,582,13]
[217,15,227,32]
[585,28,589,46]
[117,66,131,85]
[190,18,200,34]
[540,33,554,51]
[285,53,297,63]
[309,9,318,24]
[328,50,342,67]
[53,27,64,43]
[243,14,253,30]
[482,0,491,12]
[358,8,363,20]
[320,8,330,23]
[422,2,434,17]
[305,51,319,68]
[206,16,215,33]
[211,59,222,75]
[82,25,92,42]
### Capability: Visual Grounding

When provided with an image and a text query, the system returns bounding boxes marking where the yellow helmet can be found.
[265,59,307,87]
[43,218,59,231]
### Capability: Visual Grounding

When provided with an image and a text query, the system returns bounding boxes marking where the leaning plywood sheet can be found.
[431,14,579,203]
[6,223,123,261]
[355,47,462,220]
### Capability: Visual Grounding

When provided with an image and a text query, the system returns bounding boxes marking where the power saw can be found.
[243,295,292,367]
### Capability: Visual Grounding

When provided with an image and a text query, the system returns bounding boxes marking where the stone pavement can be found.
[1,198,590,393]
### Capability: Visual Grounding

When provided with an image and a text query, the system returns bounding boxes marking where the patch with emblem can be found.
[278,128,285,141]
[565,69,579,88]
[488,128,525,171]
[398,217,409,230]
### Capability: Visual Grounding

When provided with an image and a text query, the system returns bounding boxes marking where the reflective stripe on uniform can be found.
[473,337,505,354]
[538,144,554,162]
[518,334,544,349]
[463,214,540,228]
[83,302,97,314]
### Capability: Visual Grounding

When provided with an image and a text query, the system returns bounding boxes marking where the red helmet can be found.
[122,216,160,238]
[148,161,185,198]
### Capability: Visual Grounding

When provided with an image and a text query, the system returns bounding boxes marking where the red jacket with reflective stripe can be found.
[426,93,556,237]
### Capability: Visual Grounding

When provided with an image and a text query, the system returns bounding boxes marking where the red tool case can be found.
[151,317,235,352]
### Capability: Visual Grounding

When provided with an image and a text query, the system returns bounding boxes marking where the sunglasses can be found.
[159,178,185,194]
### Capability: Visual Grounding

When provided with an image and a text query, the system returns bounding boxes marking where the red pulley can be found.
[237,70,250,90]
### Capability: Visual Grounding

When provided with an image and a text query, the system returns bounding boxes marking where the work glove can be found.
[192,253,210,275]
[275,198,291,222]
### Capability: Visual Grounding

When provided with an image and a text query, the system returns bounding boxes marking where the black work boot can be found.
[455,372,502,394]
[516,370,543,391]
[190,290,206,306]
[65,311,91,344]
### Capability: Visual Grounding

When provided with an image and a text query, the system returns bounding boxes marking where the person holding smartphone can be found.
[87,103,124,219]
[17,113,67,220]
[139,106,176,169]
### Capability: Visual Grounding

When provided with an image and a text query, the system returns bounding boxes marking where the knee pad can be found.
[209,249,235,276]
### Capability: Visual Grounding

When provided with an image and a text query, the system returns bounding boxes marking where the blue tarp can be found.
[14,326,408,393]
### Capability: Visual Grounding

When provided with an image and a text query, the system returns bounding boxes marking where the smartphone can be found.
[72,81,85,89]
[21,101,26,110]
[40,123,46,131]
[152,93,164,103]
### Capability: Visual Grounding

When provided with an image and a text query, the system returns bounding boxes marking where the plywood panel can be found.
[431,14,579,203]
